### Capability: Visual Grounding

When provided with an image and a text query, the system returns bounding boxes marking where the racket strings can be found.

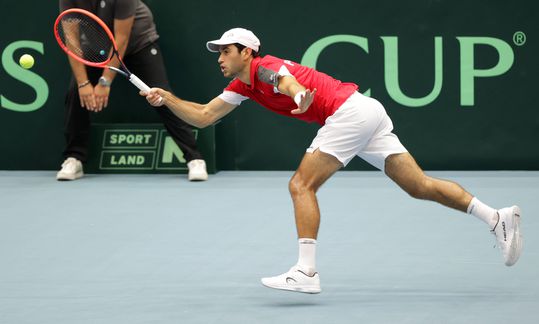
[57,12,113,64]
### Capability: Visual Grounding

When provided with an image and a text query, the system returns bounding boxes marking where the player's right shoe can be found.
[491,205,522,266]
[261,265,321,294]
[56,157,84,181]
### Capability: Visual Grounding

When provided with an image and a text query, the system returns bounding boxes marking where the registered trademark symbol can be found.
[513,31,526,46]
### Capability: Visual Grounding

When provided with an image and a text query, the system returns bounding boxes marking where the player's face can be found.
[217,45,247,78]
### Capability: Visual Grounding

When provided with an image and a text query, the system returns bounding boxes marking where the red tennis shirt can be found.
[219,55,358,125]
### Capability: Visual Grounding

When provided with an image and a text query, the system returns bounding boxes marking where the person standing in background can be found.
[57,0,208,181]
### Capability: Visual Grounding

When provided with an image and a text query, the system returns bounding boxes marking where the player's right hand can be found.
[141,88,165,107]
[78,84,97,112]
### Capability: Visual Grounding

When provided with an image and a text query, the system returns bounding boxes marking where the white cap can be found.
[206,28,261,53]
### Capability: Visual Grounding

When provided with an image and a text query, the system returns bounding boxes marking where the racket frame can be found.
[54,8,151,92]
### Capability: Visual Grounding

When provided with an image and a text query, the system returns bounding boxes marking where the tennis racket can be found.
[54,8,151,93]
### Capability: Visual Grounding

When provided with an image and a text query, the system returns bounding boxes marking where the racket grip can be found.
[129,74,151,92]
[129,73,163,105]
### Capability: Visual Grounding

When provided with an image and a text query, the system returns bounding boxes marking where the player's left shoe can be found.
[261,265,321,294]
[491,205,522,266]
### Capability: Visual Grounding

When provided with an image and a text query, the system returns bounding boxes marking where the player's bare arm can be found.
[277,75,317,114]
[143,88,237,128]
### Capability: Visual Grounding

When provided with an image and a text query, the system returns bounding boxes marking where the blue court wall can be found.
[0,0,537,171]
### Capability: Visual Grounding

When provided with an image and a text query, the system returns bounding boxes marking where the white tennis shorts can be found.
[306,91,408,171]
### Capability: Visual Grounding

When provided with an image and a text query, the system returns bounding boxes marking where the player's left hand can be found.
[291,88,317,114]
[94,85,110,112]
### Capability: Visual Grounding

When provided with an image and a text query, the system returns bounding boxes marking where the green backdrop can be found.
[1,0,537,171]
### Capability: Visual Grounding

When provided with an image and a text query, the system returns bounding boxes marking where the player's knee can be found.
[289,175,312,198]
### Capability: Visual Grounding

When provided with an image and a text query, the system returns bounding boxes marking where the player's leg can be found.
[384,149,522,266]
[261,93,379,293]
[261,149,342,294]
[290,149,343,239]
[355,93,501,228]
[384,152,473,212]
[125,42,207,180]
[355,90,522,266]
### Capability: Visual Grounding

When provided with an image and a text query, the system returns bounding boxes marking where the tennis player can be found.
[142,28,523,294]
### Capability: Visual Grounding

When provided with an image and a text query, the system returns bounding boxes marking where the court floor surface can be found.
[1,171,538,324]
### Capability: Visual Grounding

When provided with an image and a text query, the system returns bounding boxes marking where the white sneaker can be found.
[261,265,321,294]
[187,159,208,181]
[56,157,84,181]
[491,206,522,266]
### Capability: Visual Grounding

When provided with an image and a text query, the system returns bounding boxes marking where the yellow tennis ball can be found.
[19,54,35,69]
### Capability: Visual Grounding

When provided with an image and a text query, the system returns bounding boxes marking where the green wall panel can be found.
[1,0,537,170]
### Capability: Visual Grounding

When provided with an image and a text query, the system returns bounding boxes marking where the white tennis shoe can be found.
[491,206,522,266]
[261,265,321,294]
[56,157,84,181]
[187,159,208,181]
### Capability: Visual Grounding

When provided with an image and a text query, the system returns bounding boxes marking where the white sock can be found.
[297,238,316,275]
[467,197,498,228]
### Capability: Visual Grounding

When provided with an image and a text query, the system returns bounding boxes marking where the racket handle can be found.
[129,73,164,105]
[129,74,151,92]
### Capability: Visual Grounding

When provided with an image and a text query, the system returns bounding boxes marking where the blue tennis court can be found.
[1,171,537,323]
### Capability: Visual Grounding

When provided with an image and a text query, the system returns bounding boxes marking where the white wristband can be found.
[294,91,306,106]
